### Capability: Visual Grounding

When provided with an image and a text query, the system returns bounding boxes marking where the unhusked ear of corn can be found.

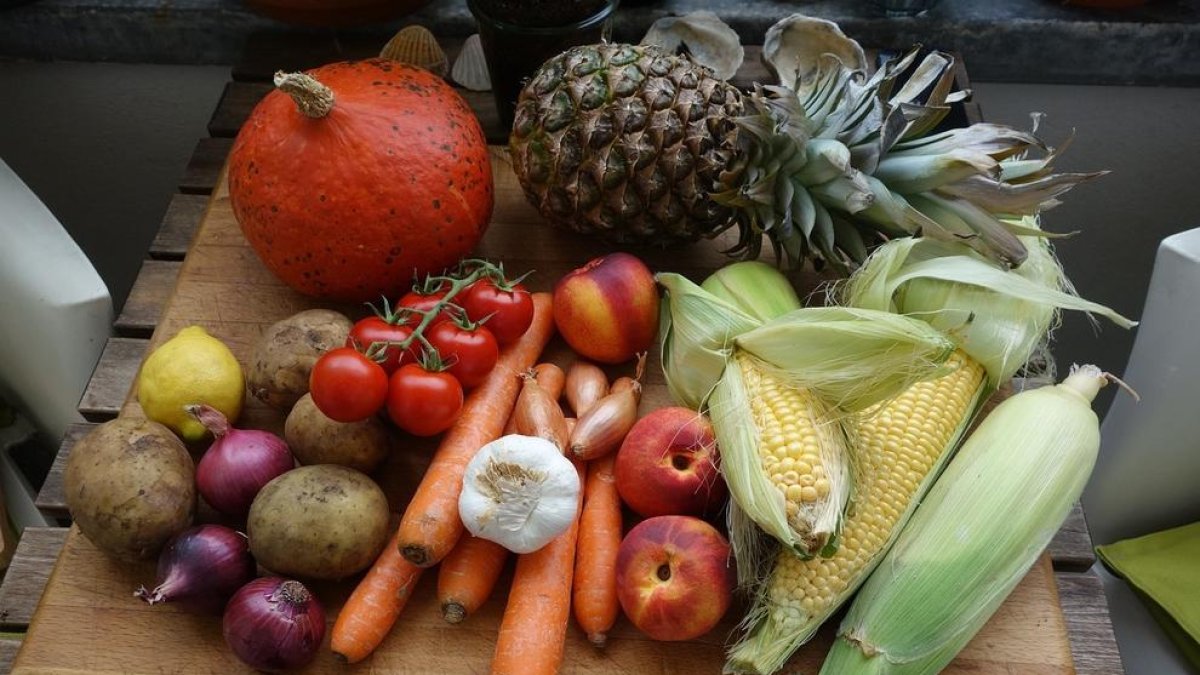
[658,271,958,562]
[818,365,1111,675]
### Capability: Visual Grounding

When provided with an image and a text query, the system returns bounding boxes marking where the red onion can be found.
[134,524,255,614]
[188,404,294,517]
[223,577,326,671]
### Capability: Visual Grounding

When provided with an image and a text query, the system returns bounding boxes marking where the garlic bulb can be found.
[459,435,581,554]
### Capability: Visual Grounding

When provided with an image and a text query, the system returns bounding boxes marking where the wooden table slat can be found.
[207,81,271,139]
[0,638,22,675]
[77,337,147,423]
[34,423,95,519]
[114,260,183,338]
[0,528,70,630]
[1048,502,1097,573]
[150,193,210,260]
[1057,568,1125,675]
[179,137,235,195]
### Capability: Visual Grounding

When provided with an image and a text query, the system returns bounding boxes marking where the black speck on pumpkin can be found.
[432,199,441,209]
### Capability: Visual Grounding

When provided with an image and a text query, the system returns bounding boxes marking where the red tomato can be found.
[386,364,464,436]
[309,347,389,422]
[461,279,534,345]
[347,316,415,374]
[399,289,461,327]
[426,321,499,389]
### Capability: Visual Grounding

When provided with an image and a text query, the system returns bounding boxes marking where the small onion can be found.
[564,361,608,417]
[134,524,255,614]
[223,577,326,671]
[570,354,645,460]
[188,404,295,517]
[513,370,569,451]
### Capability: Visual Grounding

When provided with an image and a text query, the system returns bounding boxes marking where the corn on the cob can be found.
[730,352,849,557]
[716,227,1133,674]
[659,272,958,561]
[726,352,985,674]
[819,365,1111,675]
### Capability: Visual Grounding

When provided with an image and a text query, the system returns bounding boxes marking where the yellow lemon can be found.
[138,325,244,442]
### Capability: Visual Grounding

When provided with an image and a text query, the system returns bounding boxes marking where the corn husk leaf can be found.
[702,261,803,322]
[657,273,761,408]
[843,219,1135,386]
[735,306,957,412]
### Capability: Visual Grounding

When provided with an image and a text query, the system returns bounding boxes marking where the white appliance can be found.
[0,156,113,529]
[1083,226,1200,675]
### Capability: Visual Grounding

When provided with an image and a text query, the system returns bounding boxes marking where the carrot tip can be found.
[332,651,353,665]
[401,544,430,566]
[588,632,607,648]
[442,602,466,624]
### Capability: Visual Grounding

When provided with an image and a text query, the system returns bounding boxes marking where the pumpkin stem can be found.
[273,71,334,119]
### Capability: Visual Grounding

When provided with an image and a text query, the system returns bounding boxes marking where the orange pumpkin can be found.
[228,59,493,302]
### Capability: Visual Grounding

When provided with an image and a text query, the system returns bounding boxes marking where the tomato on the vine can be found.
[309,347,389,423]
[347,316,414,374]
[461,278,534,345]
[399,288,460,327]
[386,363,464,436]
[427,320,499,389]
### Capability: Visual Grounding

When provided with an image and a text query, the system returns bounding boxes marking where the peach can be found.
[615,515,735,641]
[615,407,727,518]
[552,253,659,364]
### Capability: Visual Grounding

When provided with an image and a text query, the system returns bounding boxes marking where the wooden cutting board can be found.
[12,149,1075,674]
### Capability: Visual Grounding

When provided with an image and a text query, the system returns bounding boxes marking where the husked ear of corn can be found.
[658,271,959,562]
[819,365,1112,675]
[718,231,1134,675]
[726,351,985,674]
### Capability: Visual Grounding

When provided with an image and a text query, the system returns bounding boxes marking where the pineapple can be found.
[509,43,1099,273]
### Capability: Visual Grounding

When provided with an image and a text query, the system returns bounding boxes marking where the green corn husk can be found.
[843,217,1136,386]
[658,271,957,561]
[819,365,1110,675]
[703,262,803,323]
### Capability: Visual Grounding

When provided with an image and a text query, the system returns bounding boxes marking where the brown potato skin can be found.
[246,309,352,410]
[247,465,390,580]
[64,417,196,561]
[284,393,391,473]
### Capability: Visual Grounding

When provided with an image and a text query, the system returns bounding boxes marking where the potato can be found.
[246,309,352,410]
[284,393,391,473]
[247,465,390,580]
[64,417,196,561]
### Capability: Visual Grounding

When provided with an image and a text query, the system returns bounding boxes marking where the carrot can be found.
[438,534,509,624]
[491,460,585,675]
[504,362,565,435]
[396,293,555,567]
[572,454,622,647]
[331,528,425,664]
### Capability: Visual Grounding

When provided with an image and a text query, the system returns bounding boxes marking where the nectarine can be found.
[615,407,727,518]
[615,515,735,641]
[552,253,659,364]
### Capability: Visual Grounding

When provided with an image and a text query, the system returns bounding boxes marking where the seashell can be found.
[451,33,492,92]
[640,11,744,81]
[380,25,449,78]
[762,14,867,92]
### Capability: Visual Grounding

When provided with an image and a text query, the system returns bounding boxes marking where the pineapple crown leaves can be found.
[770,44,1106,270]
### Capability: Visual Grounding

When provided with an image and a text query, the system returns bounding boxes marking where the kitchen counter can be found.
[1,0,1198,85]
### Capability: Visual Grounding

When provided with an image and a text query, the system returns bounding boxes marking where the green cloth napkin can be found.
[1097,521,1200,672]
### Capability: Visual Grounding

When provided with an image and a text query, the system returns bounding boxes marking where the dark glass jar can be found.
[468,0,619,131]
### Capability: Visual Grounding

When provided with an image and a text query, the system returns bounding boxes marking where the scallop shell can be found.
[451,33,491,92]
[640,11,744,81]
[762,14,867,92]
[380,25,449,78]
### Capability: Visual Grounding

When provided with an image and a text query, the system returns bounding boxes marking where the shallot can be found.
[223,577,326,671]
[134,524,255,614]
[188,404,294,518]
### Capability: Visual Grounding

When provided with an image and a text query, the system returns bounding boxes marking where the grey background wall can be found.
[2,63,1199,416]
